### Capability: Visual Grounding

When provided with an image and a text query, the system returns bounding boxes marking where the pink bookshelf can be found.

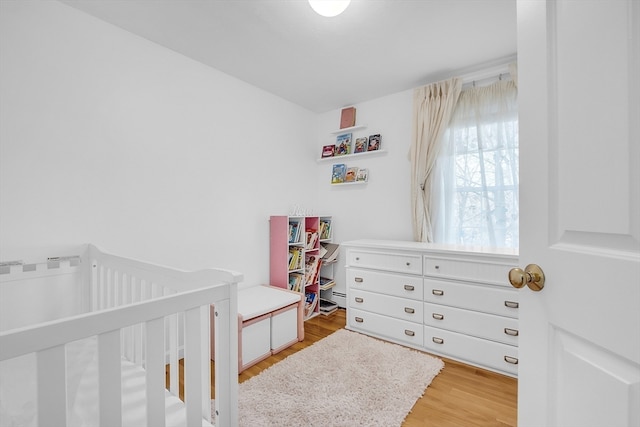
[269,215,332,319]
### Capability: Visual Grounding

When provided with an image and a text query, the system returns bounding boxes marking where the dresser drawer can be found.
[424,256,514,287]
[424,326,518,376]
[424,302,518,346]
[350,289,423,324]
[347,268,423,301]
[348,250,422,275]
[348,308,423,347]
[424,279,519,318]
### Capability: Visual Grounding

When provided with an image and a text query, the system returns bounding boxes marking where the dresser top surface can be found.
[342,239,519,258]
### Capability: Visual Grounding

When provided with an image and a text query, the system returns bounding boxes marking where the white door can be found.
[516,1,640,426]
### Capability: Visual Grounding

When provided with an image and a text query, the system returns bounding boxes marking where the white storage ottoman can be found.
[211,285,304,373]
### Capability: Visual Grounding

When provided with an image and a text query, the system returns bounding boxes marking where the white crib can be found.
[0,244,241,427]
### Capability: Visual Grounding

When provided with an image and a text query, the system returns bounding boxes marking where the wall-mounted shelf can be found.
[330,125,366,135]
[331,181,367,186]
[317,149,387,163]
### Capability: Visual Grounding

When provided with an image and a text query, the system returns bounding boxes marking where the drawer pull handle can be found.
[355,317,364,323]
[406,262,411,266]
[504,300,519,308]
[355,257,360,261]
[404,330,415,337]
[404,307,415,314]
[432,313,444,320]
[354,297,364,303]
[355,277,364,283]
[432,337,444,344]
[504,328,519,336]
[435,265,440,270]
[432,289,444,296]
[404,284,415,291]
[504,356,519,365]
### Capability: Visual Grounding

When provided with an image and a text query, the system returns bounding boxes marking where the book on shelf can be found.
[319,219,332,240]
[356,168,369,182]
[321,144,335,158]
[320,242,339,263]
[318,245,328,258]
[340,106,356,129]
[319,276,336,290]
[288,221,301,243]
[331,164,346,184]
[354,137,368,153]
[288,247,304,270]
[305,229,319,250]
[319,298,339,316]
[288,272,304,293]
[335,133,352,155]
[345,167,358,182]
[367,134,381,151]
[304,292,318,318]
[304,254,322,285]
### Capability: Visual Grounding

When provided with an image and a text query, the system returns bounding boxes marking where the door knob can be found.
[508,264,545,291]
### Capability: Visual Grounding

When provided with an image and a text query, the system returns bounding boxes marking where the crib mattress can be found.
[0,337,213,427]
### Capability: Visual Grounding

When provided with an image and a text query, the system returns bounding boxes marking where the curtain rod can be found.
[417,55,516,87]
[459,62,511,85]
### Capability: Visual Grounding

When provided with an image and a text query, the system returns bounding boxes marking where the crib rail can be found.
[87,244,239,294]
[0,244,241,427]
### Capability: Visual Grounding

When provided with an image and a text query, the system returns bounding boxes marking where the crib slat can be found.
[91,262,98,310]
[199,305,211,423]
[145,317,165,427]
[168,312,179,396]
[132,278,144,365]
[184,306,204,427]
[123,274,134,362]
[36,345,67,427]
[98,330,122,427]
[212,296,238,427]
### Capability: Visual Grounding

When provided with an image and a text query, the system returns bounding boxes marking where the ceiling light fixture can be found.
[308,0,351,17]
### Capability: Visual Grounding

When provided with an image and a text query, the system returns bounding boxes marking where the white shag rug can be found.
[216,328,444,427]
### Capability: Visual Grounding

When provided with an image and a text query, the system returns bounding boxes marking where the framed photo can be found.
[354,137,368,153]
[321,144,335,158]
[340,106,356,129]
[335,133,352,156]
[367,134,381,151]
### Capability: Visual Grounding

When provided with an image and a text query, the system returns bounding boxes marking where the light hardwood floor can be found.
[175,308,517,425]
[230,308,517,426]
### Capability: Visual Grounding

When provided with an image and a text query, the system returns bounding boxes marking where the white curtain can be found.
[410,78,462,242]
[432,78,519,248]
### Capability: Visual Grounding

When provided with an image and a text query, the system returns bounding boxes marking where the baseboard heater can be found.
[332,291,347,308]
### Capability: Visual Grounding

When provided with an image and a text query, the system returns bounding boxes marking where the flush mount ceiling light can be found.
[308,0,351,17]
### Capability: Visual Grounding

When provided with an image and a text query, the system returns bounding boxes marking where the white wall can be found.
[0,1,319,286]
[316,93,415,240]
[316,91,416,299]
[1,1,423,295]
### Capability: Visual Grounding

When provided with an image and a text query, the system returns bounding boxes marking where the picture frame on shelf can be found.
[354,137,368,153]
[331,163,347,184]
[340,106,356,129]
[356,168,369,182]
[321,144,335,158]
[367,134,381,151]
[335,133,352,155]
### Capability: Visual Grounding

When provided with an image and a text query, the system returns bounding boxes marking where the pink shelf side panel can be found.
[269,216,289,289]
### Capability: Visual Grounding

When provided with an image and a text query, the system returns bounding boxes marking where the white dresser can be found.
[343,239,520,377]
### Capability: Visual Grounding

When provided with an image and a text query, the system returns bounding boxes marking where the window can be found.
[432,80,518,248]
